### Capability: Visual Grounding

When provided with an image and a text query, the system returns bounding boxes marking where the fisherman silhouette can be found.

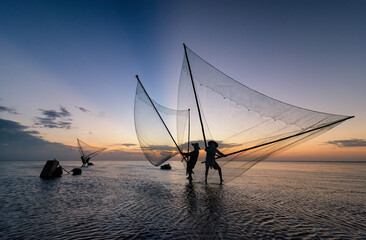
[81,156,86,165]
[86,157,93,166]
[182,143,200,182]
[204,141,225,184]
[81,156,92,166]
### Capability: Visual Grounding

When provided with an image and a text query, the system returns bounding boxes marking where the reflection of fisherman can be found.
[81,156,92,166]
[204,141,225,184]
[182,143,200,181]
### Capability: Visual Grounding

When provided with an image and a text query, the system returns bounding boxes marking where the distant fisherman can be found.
[182,143,200,182]
[81,156,92,166]
[205,141,225,184]
[81,156,86,165]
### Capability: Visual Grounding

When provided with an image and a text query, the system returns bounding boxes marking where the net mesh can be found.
[134,79,189,166]
[177,46,352,183]
[77,138,106,159]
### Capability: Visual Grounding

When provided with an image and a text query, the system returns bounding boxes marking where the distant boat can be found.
[77,138,106,166]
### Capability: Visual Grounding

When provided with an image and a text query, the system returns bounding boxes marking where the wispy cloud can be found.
[177,140,239,150]
[75,106,90,113]
[0,105,19,115]
[141,144,179,152]
[109,143,137,147]
[34,106,72,129]
[327,139,366,148]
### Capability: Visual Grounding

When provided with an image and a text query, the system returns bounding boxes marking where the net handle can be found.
[184,43,208,149]
[216,116,354,159]
[136,75,187,161]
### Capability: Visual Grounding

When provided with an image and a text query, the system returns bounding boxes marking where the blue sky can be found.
[0,0,365,161]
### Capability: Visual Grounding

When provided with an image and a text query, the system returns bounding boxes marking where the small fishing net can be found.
[77,138,106,159]
[134,78,189,166]
[177,45,353,183]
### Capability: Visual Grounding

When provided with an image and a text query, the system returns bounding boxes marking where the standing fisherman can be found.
[182,143,200,182]
[81,156,86,166]
[81,156,92,166]
[205,141,225,184]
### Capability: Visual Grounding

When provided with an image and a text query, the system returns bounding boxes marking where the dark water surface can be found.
[0,160,365,239]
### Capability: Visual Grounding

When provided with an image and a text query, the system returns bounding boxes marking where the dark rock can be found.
[40,160,63,179]
[160,163,171,170]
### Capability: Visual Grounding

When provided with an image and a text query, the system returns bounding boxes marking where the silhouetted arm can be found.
[216,149,225,157]
[182,151,193,157]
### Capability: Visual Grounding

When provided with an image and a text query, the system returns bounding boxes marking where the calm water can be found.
[0,160,365,239]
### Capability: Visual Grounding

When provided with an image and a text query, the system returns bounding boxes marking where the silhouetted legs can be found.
[205,165,223,184]
[187,169,193,182]
[205,166,209,183]
[218,167,223,184]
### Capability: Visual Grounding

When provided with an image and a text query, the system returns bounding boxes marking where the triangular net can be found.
[77,138,106,159]
[177,46,353,183]
[134,79,189,166]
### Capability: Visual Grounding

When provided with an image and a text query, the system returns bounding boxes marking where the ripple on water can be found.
[0,161,365,239]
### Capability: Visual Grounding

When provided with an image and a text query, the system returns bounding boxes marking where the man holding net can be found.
[81,156,92,166]
[205,141,225,184]
[182,143,200,182]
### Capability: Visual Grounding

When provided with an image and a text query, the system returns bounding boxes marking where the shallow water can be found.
[0,160,365,239]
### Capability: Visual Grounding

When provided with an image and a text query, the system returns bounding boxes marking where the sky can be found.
[0,0,365,161]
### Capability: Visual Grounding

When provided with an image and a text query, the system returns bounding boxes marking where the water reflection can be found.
[0,161,365,239]
[203,184,224,231]
[185,182,197,214]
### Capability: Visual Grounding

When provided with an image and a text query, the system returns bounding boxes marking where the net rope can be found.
[134,79,189,166]
[77,138,106,159]
[177,46,352,183]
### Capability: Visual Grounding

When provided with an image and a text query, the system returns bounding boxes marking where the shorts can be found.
[205,160,220,170]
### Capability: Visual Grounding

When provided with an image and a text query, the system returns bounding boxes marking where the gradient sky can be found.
[1,0,365,161]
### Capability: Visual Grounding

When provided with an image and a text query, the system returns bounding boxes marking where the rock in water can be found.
[71,168,82,175]
[40,160,63,179]
[160,163,171,170]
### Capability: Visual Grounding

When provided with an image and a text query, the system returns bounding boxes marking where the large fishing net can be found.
[77,138,106,159]
[177,45,353,183]
[134,78,189,166]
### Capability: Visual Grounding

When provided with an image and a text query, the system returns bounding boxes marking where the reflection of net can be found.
[177,46,353,183]
[77,138,106,159]
[134,80,189,166]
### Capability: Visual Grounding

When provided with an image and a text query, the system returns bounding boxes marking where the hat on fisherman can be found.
[208,140,218,148]
[191,143,200,149]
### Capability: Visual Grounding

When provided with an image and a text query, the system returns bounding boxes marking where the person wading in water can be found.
[81,156,92,166]
[182,143,200,182]
[204,141,225,184]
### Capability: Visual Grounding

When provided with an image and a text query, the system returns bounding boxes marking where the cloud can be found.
[109,143,137,147]
[0,117,146,161]
[75,106,90,113]
[0,117,148,161]
[177,140,239,149]
[0,118,37,134]
[141,144,178,152]
[40,106,70,118]
[34,106,72,129]
[327,139,366,148]
[0,118,78,160]
[0,105,19,115]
